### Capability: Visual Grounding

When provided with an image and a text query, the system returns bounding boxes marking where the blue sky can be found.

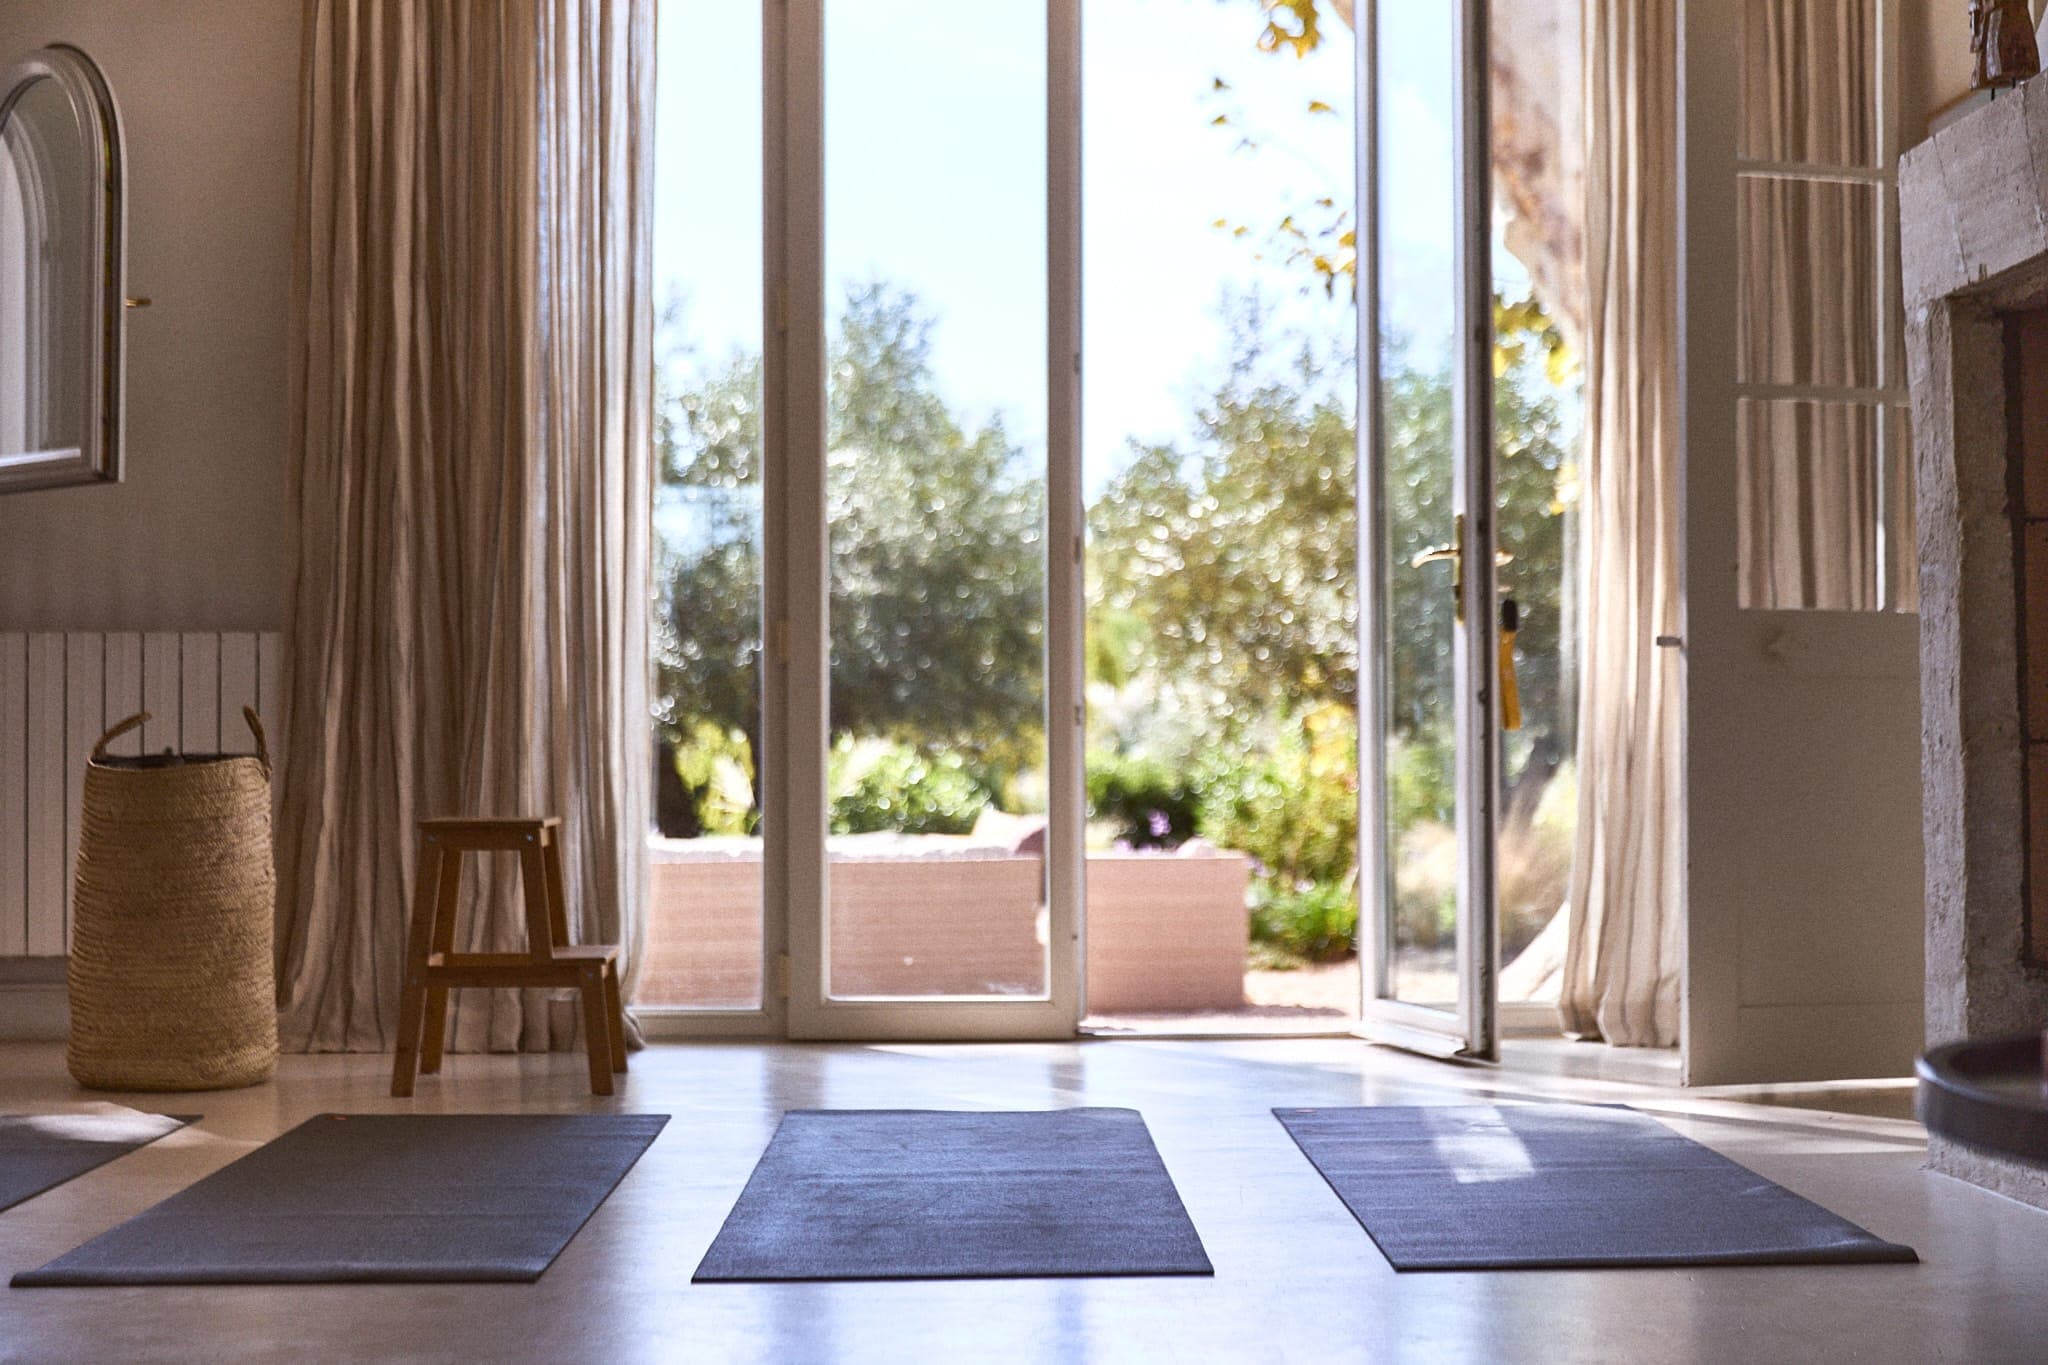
[652,1,1466,496]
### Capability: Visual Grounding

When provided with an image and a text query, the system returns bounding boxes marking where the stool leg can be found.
[391,979,428,1099]
[603,960,627,1073]
[542,833,571,949]
[419,986,451,1075]
[581,967,615,1096]
[391,835,447,1098]
[418,848,463,1075]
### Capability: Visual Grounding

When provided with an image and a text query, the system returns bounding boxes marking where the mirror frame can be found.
[0,44,125,494]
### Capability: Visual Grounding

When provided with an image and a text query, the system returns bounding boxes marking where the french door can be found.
[767,0,1084,1039]
[648,0,1504,1047]
[1355,0,1501,1061]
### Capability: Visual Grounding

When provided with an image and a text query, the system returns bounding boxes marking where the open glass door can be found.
[1358,0,1499,1060]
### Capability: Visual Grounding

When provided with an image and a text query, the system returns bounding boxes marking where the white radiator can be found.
[0,631,282,957]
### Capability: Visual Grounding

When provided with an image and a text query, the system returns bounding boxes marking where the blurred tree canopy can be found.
[1089,303,1358,725]
[654,284,1045,832]
[1087,298,1574,777]
[655,282,1575,835]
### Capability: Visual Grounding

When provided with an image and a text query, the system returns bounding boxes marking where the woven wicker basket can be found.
[66,709,279,1091]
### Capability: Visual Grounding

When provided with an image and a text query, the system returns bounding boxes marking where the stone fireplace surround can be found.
[1901,74,2048,1208]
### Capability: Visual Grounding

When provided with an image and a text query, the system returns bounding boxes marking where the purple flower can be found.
[1147,809,1171,839]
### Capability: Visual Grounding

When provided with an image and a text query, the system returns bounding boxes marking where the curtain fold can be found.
[1557,0,1683,1046]
[276,0,652,1053]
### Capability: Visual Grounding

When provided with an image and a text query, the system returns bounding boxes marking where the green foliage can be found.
[826,284,1045,767]
[828,739,990,836]
[1386,732,1454,836]
[655,284,1046,834]
[1086,606,1149,691]
[653,320,766,816]
[1250,878,1358,963]
[1090,301,1359,730]
[1195,705,1358,891]
[669,719,758,837]
[1086,752,1201,848]
[655,278,1581,970]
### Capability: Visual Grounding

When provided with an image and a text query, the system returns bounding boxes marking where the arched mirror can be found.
[0,45,124,493]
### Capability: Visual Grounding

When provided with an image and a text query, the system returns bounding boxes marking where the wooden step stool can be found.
[391,816,627,1097]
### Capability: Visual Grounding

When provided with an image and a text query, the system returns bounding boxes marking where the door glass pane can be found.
[1739,0,1879,167]
[822,0,1049,999]
[1081,0,1359,1032]
[1738,175,1881,390]
[644,0,766,1009]
[1491,0,1583,1007]
[1373,2,1461,1011]
[1737,398,1880,610]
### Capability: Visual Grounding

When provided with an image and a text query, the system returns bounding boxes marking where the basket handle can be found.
[243,706,271,778]
[92,712,149,760]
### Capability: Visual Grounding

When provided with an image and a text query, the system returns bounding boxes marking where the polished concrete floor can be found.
[0,1037,2044,1364]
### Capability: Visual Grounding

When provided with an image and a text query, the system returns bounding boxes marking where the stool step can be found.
[429,946,616,968]
[419,816,560,850]
[424,948,618,989]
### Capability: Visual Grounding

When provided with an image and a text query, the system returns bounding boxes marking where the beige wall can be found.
[0,1,298,631]
[1900,1,2048,142]
[1901,0,1974,140]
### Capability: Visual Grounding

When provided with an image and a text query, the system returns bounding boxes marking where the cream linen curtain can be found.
[276,0,653,1053]
[1557,0,1683,1045]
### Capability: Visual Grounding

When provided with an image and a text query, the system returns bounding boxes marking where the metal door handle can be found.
[1411,516,1515,625]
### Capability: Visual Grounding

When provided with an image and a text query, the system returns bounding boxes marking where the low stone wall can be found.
[639,857,765,1010]
[1085,853,1250,1012]
[636,839,1250,1014]
[830,857,1048,997]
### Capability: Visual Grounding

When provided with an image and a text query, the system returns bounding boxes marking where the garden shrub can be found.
[829,739,990,835]
[1086,751,1200,848]
[1195,706,1358,891]
[663,720,758,837]
[1250,879,1359,963]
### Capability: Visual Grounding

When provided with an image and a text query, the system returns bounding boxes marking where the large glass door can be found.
[1358,0,1500,1059]
[645,0,1515,1046]
[778,0,1084,1039]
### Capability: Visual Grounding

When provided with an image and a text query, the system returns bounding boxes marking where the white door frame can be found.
[1356,0,1501,1062]
[776,0,1087,1041]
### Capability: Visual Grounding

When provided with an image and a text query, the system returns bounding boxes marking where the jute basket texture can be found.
[66,709,279,1091]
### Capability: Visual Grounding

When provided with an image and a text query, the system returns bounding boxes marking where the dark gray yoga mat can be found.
[693,1108,1213,1281]
[0,1110,190,1214]
[1276,1103,1917,1271]
[13,1112,667,1286]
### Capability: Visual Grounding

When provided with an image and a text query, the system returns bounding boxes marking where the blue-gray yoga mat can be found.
[1275,1103,1917,1271]
[0,1110,190,1214]
[13,1112,667,1286]
[693,1108,1213,1281]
